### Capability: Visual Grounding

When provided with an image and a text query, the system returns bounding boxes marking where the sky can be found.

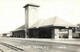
[0,0,80,34]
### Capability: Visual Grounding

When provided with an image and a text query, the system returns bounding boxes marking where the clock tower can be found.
[23,4,40,38]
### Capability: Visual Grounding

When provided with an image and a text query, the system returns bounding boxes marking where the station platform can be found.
[0,38,80,45]
[0,38,80,52]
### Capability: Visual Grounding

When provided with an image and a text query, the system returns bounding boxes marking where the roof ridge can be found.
[53,16,57,26]
[38,19,43,27]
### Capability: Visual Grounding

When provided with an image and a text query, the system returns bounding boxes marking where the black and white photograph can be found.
[0,0,80,52]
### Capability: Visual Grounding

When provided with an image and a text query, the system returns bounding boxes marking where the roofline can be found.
[23,4,40,8]
[11,29,25,32]
[29,25,78,29]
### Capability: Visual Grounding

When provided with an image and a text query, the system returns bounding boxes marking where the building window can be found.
[59,29,68,38]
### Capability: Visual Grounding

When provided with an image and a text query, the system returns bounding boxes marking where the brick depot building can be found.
[11,4,79,39]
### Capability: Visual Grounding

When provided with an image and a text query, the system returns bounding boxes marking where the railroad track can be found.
[0,42,24,51]
[0,49,4,52]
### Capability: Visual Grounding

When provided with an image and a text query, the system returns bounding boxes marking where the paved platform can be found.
[0,38,80,52]
[0,38,80,45]
[22,38,80,45]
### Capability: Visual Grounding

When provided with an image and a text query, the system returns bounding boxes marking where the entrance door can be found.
[39,28,52,38]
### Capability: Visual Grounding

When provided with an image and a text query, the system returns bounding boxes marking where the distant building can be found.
[2,33,7,37]
[2,33,11,37]
[11,4,79,39]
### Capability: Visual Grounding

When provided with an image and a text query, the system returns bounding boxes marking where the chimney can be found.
[23,4,40,28]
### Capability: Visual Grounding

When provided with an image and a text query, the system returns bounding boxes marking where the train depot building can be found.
[11,4,80,39]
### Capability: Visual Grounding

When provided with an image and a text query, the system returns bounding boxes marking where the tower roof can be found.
[23,4,40,8]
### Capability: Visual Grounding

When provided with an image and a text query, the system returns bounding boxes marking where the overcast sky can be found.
[0,0,80,34]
